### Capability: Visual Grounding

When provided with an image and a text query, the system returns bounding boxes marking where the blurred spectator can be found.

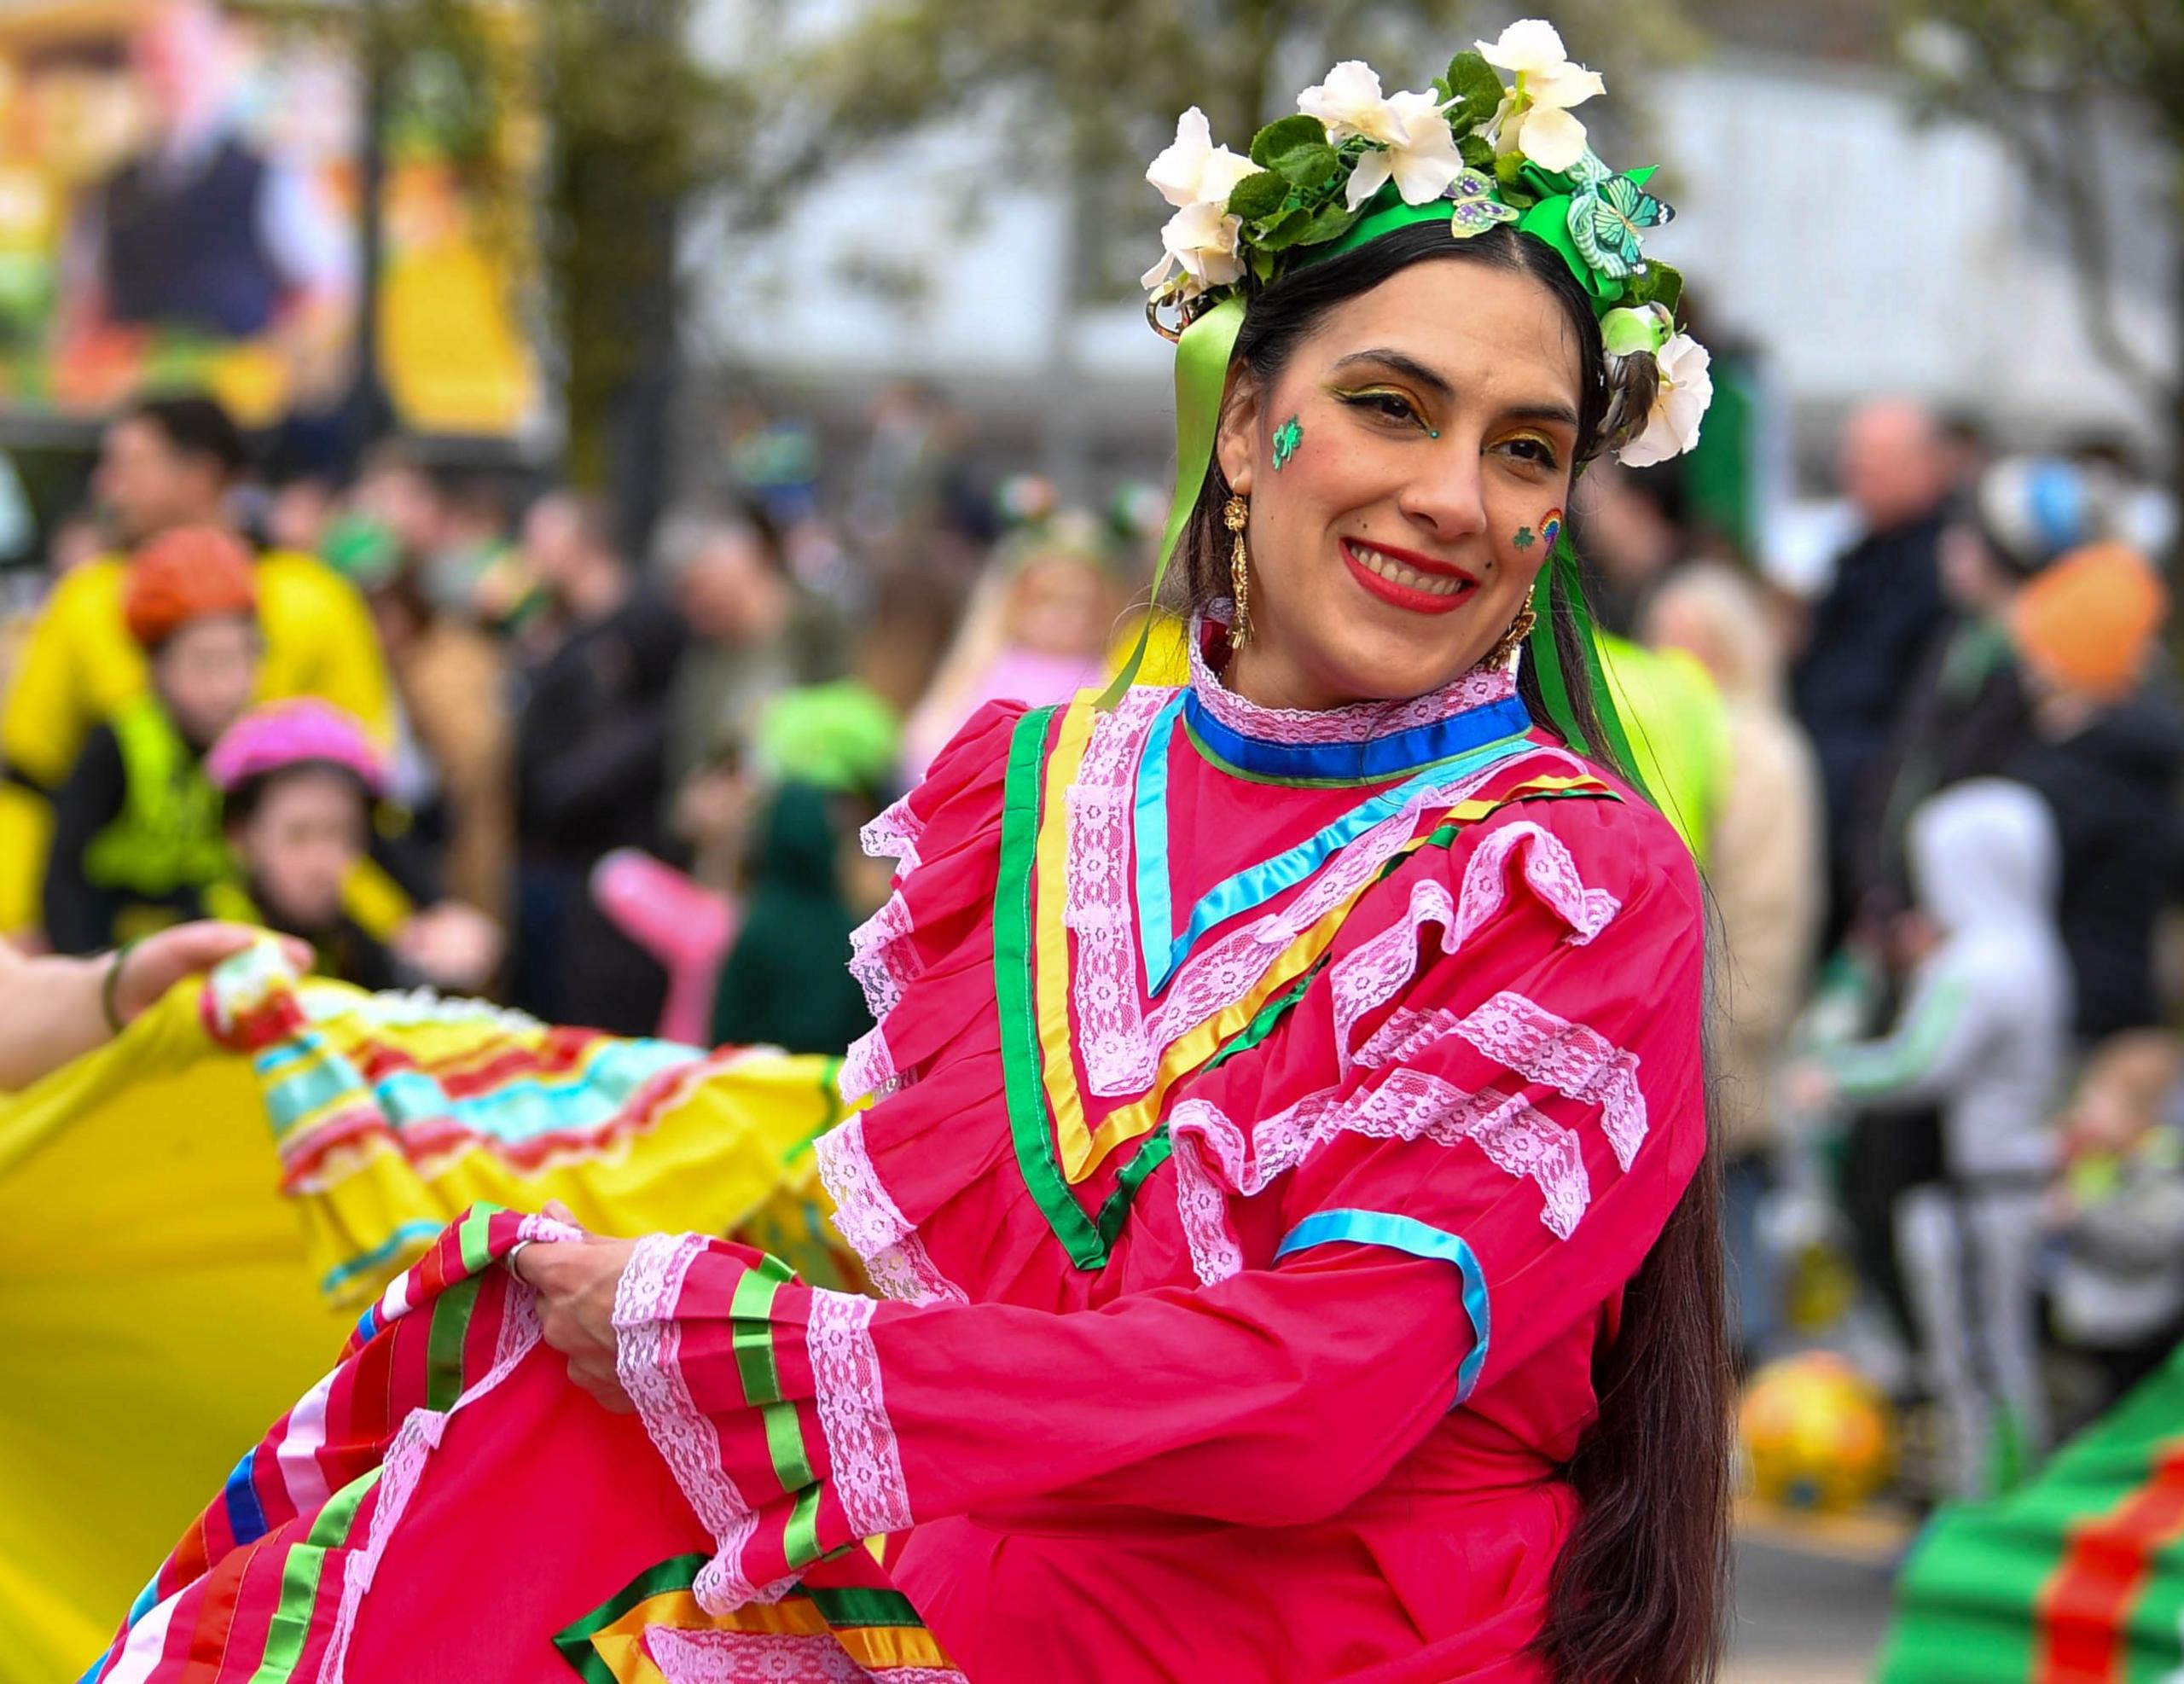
[710,684,903,1056]
[2006,543,2181,1043]
[43,528,259,954]
[658,498,845,793]
[1644,564,1823,1359]
[369,572,513,921]
[1576,458,1690,637]
[512,493,686,1033]
[0,393,391,937]
[1792,781,2067,1499]
[46,512,108,582]
[205,698,499,993]
[903,512,1124,780]
[1856,456,2114,917]
[2046,1031,2184,1413]
[1792,399,1956,946]
[845,381,992,571]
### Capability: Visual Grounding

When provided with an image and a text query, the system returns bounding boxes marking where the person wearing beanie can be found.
[2007,543,2184,1042]
[40,526,262,954]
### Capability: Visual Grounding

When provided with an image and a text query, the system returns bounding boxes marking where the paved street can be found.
[1725,1515,1902,1684]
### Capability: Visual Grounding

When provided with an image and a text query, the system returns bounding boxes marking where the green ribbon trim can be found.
[1102,295,1246,708]
[554,1553,713,1683]
[992,706,1109,1267]
[1525,537,1648,799]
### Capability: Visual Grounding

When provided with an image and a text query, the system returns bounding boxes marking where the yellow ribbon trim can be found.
[582,1586,956,1681]
[1028,688,1600,1185]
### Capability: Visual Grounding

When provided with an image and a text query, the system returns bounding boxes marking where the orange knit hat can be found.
[2010,542,2169,702]
[123,526,258,648]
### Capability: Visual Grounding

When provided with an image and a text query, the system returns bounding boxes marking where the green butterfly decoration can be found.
[1447,168,1519,240]
[1567,173,1672,281]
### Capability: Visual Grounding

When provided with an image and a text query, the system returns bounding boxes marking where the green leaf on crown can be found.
[1459,132,1494,171]
[1250,114,1340,187]
[1445,50,1506,131]
[1263,199,1362,252]
[1630,259,1684,316]
[1225,170,1291,223]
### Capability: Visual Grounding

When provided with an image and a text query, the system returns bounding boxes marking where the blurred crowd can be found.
[5,380,2184,1508]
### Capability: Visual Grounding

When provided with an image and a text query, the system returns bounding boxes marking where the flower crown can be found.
[1140,20,1711,466]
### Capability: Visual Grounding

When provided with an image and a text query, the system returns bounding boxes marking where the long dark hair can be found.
[1176,222,1733,1684]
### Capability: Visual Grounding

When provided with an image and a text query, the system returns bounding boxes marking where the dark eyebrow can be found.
[1333,348,1454,400]
[1331,349,1578,430]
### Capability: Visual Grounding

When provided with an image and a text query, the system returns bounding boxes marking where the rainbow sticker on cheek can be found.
[1539,508,1565,550]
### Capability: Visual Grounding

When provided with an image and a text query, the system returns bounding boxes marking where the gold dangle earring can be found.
[1224,494,1253,646]
[1485,606,1537,671]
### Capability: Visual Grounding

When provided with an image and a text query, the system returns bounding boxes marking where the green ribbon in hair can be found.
[1101,293,1243,707]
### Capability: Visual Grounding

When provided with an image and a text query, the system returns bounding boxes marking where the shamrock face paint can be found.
[1513,526,1537,552]
[1271,415,1303,472]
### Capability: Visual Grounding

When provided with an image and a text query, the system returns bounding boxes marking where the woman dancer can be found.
[93,24,1729,1683]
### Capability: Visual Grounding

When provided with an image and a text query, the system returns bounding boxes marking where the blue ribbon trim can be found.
[1276,1208,1491,1405]
[1133,717,1536,996]
[1181,688,1531,784]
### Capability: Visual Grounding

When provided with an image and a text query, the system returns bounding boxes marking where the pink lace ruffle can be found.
[806,1289,915,1538]
[1454,990,1649,1172]
[1187,607,1518,746]
[614,1231,780,1615]
[860,794,926,877]
[839,1023,903,1108]
[813,1115,966,1306]
[845,892,920,1025]
[1330,817,1620,1071]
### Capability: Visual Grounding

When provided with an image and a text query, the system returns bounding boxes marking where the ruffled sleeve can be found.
[1252,793,1710,1407]
[839,700,1025,1108]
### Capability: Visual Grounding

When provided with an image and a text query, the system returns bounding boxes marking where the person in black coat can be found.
[2007,543,2181,1045]
[1792,400,1957,948]
[511,493,688,1034]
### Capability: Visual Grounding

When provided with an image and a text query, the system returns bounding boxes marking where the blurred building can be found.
[683,11,2171,540]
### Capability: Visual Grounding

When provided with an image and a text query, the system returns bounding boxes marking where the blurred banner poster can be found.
[0,0,541,436]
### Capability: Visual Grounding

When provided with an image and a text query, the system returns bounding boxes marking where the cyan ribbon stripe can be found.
[1182,688,1531,784]
[1276,1207,1491,1406]
[326,1218,450,1298]
[1135,729,1536,996]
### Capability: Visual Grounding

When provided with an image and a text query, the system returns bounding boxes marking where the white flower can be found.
[1146,106,1258,211]
[1618,333,1713,466]
[1300,62,1466,210]
[1476,19,1605,174]
[1141,199,1250,299]
[1141,106,1259,299]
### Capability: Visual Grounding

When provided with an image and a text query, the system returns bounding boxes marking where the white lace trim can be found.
[845,891,920,1025]
[615,1231,781,1615]
[1186,608,1518,745]
[1169,1056,1592,1283]
[1455,990,1649,1172]
[1069,690,1580,1100]
[806,1288,915,1538]
[1330,818,1620,1071]
[813,1116,966,1306]
[646,1628,967,1684]
[860,794,926,875]
[839,1022,903,1107]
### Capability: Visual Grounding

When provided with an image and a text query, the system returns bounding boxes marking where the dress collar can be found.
[1181,606,1530,785]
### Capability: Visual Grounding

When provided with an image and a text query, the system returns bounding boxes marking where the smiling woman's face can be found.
[1214,258,1585,711]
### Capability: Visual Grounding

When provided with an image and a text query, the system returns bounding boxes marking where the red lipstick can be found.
[1339,538,1477,617]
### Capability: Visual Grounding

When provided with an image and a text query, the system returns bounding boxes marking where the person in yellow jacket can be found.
[42,527,262,952]
[0,394,392,934]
